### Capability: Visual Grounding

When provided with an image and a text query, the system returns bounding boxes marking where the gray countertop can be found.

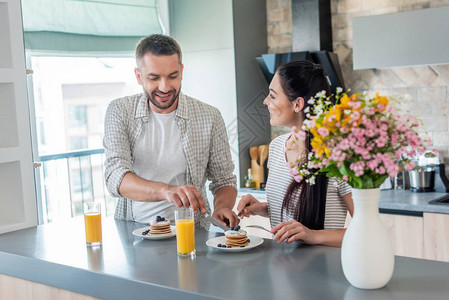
[1,217,449,299]
[379,189,449,214]
[239,188,449,215]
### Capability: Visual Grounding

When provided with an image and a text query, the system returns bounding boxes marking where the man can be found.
[103,34,238,229]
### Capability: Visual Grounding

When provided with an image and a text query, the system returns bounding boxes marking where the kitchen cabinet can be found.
[0,274,97,300]
[423,212,449,262]
[379,213,424,259]
[350,212,449,262]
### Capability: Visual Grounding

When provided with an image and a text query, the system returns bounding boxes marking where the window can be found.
[31,55,142,223]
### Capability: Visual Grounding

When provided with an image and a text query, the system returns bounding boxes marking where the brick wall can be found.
[267,0,449,166]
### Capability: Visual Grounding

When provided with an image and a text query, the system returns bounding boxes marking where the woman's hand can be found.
[236,194,268,218]
[271,220,317,245]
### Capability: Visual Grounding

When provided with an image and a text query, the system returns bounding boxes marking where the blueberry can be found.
[227,246,231,248]
[240,245,245,248]
[217,243,222,247]
[142,229,150,235]
[247,239,250,243]
[229,226,235,231]
[156,216,162,222]
[235,225,241,231]
[161,217,165,221]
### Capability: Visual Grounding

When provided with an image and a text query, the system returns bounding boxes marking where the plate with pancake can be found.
[132,225,176,240]
[206,235,263,252]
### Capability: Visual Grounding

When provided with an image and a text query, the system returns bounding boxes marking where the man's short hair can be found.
[135,34,182,66]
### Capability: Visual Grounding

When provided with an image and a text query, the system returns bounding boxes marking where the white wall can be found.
[169,0,239,209]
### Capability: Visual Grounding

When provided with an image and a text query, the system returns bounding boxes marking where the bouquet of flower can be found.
[289,88,430,189]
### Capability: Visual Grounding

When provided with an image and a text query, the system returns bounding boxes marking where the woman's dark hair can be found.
[277,60,332,230]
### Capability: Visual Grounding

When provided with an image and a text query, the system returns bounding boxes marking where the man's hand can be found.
[166,185,207,213]
[212,207,239,228]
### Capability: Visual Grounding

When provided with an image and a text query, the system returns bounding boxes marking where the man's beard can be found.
[144,88,180,111]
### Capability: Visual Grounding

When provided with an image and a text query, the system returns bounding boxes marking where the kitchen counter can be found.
[239,188,449,215]
[379,189,449,214]
[1,218,449,299]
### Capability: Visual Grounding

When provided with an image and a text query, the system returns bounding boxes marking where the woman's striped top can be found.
[266,134,352,230]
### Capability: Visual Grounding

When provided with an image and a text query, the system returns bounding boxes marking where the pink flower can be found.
[286,90,427,189]
[365,107,375,115]
[317,127,329,137]
[351,110,361,120]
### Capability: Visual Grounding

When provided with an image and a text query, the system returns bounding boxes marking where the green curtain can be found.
[22,0,162,53]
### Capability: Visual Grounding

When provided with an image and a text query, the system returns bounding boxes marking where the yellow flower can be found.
[373,92,389,110]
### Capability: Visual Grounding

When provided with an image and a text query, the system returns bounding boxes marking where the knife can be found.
[203,212,229,231]
[194,199,229,231]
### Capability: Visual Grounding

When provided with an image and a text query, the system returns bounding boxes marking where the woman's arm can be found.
[271,193,354,247]
[342,192,354,217]
[271,220,346,247]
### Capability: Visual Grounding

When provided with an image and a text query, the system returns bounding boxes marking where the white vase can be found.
[341,188,394,289]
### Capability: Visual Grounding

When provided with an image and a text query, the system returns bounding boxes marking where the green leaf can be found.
[353,176,363,189]
[361,175,374,189]
[339,164,350,176]
[374,174,389,188]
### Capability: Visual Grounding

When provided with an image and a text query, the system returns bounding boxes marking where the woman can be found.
[237,61,353,247]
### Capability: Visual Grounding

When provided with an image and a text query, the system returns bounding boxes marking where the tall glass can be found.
[175,207,196,257]
[84,202,102,247]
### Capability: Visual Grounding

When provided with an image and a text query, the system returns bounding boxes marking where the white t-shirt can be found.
[132,109,187,224]
[266,134,351,230]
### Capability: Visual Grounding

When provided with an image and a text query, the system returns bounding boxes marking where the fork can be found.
[245,225,271,233]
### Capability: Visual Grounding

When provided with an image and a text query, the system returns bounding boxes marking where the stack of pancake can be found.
[149,218,171,235]
[225,229,249,247]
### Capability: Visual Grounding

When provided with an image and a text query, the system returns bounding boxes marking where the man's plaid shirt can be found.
[103,92,237,229]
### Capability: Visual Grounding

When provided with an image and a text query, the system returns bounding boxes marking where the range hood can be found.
[256,51,345,94]
[256,0,345,95]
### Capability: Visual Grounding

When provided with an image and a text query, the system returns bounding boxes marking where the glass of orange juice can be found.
[175,207,195,257]
[83,202,102,247]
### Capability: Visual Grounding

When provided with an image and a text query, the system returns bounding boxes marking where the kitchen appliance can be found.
[408,163,449,193]
[256,0,345,96]
[408,167,435,192]
[255,51,345,96]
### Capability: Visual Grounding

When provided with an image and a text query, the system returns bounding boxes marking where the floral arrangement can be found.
[289,88,431,189]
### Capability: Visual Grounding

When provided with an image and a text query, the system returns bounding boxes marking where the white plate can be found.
[206,235,263,252]
[132,225,176,240]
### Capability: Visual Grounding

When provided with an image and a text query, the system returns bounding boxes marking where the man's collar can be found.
[175,92,189,120]
[135,94,149,119]
[134,92,189,120]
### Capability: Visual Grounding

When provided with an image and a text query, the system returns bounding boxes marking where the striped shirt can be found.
[266,134,351,230]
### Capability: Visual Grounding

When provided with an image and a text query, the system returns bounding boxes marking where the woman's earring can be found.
[295,109,299,113]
